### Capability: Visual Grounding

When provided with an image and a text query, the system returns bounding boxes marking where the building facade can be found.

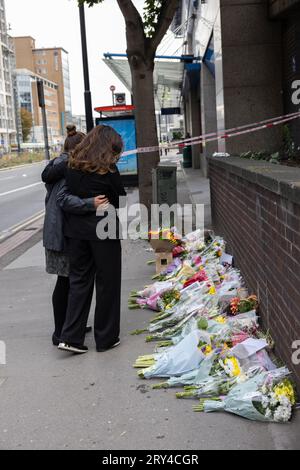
[33,46,72,131]
[13,36,72,138]
[16,68,60,143]
[71,114,87,134]
[0,0,17,152]
[181,0,300,173]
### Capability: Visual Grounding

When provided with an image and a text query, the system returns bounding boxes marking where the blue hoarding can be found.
[96,116,137,176]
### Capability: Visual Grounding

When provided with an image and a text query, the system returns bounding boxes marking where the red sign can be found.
[94,105,135,113]
[110,85,116,92]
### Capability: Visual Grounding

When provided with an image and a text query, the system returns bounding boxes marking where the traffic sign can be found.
[115,93,126,105]
[110,85,116,92]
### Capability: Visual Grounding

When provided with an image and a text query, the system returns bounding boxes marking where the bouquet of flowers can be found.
[183,270,208,288]
[153,351,217,389]
[130,229,297,423]
[228,295,258,316]
[193,367,296,422]
[176,375,239,399]
[134,330,209,379]
[149,227,182,244]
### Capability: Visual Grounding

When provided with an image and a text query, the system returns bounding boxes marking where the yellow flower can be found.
[204,345,212,355]
[209,286,216,295]
[274,381,296,405]
[224,357,241,377]
[215,316,226,324]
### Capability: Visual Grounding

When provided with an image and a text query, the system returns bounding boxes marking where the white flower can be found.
[261,396,270,409]
[273,405,292,423]
[265,408,273,419]
[278,395,291,407]
[270,392,279,407]
[261,385,268,395]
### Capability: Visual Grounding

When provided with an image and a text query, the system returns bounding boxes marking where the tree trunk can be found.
[129,55,160,209]
[115,0,180,209]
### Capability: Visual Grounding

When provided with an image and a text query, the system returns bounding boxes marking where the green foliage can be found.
[78,0,104,7]
[78,0,164,38]
[239,150,280,164]
[282,124,298,160]
[172,131,183,140]
[143,0,163,37]
[20,107,33,143]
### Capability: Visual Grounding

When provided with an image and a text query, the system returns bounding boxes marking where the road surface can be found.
[0,162,46,239]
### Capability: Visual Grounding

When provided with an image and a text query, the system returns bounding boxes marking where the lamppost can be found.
[79,3,94,132]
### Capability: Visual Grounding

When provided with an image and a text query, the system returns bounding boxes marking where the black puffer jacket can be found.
[42,153,95,252]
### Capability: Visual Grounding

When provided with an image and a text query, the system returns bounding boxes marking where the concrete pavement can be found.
[0,171,300,449]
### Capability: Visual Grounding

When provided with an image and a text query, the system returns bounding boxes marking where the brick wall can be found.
[208,156,300,389]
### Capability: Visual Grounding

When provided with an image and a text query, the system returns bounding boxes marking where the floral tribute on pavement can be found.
[129,229,297,423]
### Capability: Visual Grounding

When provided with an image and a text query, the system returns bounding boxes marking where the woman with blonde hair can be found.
[58,125,126,354]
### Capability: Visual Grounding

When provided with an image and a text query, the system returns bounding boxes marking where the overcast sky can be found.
[5,0,145,116]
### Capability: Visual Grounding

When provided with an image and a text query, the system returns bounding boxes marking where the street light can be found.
[79,4,94,132]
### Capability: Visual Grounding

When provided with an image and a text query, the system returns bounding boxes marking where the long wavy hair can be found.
[69,125,124,174]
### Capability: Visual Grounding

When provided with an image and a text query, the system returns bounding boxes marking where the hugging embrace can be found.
[42,124,126,354]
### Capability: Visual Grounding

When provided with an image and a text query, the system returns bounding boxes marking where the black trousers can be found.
[61,238,122,349]
[52,276,70,338]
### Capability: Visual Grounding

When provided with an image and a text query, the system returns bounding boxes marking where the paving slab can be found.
[0,239,299,450]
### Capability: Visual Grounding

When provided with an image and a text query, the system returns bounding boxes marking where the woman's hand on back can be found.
[94,195,109,210]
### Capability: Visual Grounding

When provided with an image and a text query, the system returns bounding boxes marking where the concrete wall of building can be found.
[33,48,65,119]
[189,0,284,158]
[187,84,201,169]
[218,0,283,155]
[201,63,218,176]
[28,75,60,143]
[13,37,36,71]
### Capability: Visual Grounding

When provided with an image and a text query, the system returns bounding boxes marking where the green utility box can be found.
[183,145,192,168]
[152,162,177,205]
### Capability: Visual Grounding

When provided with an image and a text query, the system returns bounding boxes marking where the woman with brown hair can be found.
[58,125,126,354]
[42,125,108,346]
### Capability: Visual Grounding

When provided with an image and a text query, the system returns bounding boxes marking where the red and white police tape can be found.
[121,111,300,157]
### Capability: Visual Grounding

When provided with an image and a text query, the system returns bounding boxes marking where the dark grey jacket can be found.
[42,153,95,253]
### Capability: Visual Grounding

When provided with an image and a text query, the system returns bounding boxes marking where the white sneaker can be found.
[58,342,88,354]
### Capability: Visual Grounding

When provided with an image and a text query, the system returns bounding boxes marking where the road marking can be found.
[0,182,43,197]
[0,176,16,182]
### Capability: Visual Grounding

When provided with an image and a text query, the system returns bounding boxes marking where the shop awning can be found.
[103,53,187,110]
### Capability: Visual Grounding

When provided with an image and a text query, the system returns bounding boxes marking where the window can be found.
[36,68,47,75]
